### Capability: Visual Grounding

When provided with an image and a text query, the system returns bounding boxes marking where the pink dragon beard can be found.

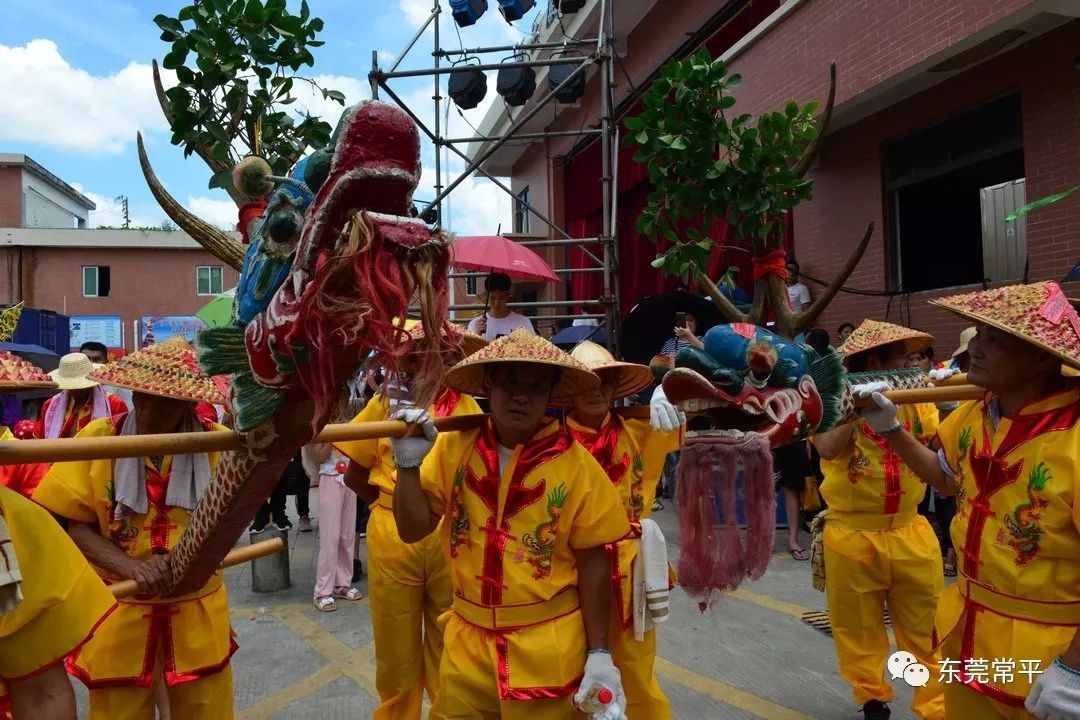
[675,434,776,610]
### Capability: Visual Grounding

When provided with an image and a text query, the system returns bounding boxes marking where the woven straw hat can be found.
[405,323,488,357]
[49,352,102,390]
[838,319,934,359]
[0,350,57,392]
[88,336,226,404]
[951,327,977,359]
[930,281,1080,371]
[443,328,599,407]
[569,341,652,400]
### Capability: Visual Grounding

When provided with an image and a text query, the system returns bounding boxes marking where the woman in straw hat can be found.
[39,352,128,439]
[0,483,117,720]
[565,340,684,720]
[862,281,1080,720]
[0,351,56,498]
[335,324,485,718]
[390,328,631,720]
[811,319,946,720]
[32,337,236,720]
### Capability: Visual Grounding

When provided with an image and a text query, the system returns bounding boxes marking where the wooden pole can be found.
[855,383,983,408]
[107,537,284,599]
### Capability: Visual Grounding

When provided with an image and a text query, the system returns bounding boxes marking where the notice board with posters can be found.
[70,315,125,357]
[139,316,206,347]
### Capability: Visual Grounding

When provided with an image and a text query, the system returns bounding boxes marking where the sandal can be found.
[789,547,810,561]
[313,596,337,612]
[944,562,957,577]
[333,586,364,601]
[652,500,664,512]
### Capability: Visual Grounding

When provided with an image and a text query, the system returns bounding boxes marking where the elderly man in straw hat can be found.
[565,340,684,719]
[32,337,236,720]
[811,319,945,720]
[863,281,1080,720]
[0,483,117,720]
[39,352,128,439]
[336,324,486,719]
[392,328,632,720]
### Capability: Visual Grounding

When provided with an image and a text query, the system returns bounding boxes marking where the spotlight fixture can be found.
[554,0,586,12]
[448,66,488,110]
[449,0,487,27]
[497,0,534,22]
[548,59,585,104]
[496,62,536,107]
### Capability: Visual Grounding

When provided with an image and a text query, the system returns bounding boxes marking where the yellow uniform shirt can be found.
[0,485,116,706]
[566,413,682,629]
[337,389,482,509]
[820,402,940,516]
[32,416,235,688]
[416,417,631,697]
[935,387,1080,706]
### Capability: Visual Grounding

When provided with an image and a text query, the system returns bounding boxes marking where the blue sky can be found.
[0,0,526,232]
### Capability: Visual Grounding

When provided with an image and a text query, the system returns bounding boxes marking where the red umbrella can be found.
[451,235,559,283]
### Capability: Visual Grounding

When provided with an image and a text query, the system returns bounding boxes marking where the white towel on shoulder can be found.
[633,518,670,642]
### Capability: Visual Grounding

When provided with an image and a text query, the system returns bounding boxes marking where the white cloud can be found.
[399,0,435,27]
[445,178,513,235]
[377,50,397,64]
[186,195,237,230]
[70,184,165,229]
[0,39,170,154]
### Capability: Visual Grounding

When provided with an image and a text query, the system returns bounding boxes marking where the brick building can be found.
[0,155,240,354]
[469,0,1080,351]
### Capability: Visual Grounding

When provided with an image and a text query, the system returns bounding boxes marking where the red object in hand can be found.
[597,689,613,704]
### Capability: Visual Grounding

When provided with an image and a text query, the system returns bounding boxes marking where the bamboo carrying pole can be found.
[0,385,982,466]
[107,537,285,599]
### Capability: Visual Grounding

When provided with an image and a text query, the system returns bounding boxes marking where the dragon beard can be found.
[675,433,776,610]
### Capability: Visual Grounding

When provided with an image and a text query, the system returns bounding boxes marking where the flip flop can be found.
[790,547,809,561]
[944,562,957,577]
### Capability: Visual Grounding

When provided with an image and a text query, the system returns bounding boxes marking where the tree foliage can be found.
[154,0,341,192]
[624,49,820,278]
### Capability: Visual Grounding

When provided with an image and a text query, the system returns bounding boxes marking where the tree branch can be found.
[791,62,836,179]
[696,269,748,324]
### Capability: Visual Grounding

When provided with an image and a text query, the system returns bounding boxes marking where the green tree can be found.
[152,0,342,200]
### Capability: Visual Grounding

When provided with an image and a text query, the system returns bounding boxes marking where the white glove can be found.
[1025,657,1080,720]
[574,651,628,720]
[928,366,960,382]
[390,408,437,469]
[851,382,899,434]
[650,385,685,432]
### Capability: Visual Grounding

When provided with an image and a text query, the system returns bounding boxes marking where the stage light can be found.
[548,59,586,104]
[497,0,534,23]
[448,66,488,110]
[554,0,586,12]
[496,62,536,107]
[449,0,487,27]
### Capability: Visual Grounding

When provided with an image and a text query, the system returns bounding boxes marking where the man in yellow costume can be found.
[33,337,236,720]
[392,329,632,720]
[866,281,1080,720]
[0,483,117,720]
[811,320,945,720]
[564,341,684,719]
[337,325,486,719]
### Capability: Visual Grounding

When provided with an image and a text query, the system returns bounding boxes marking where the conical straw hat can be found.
[444,328,599,407]
[0,350,56,392]
[838,319,934,359]
[930,281,1080,371]
[569,341,652,400]
[88,337,226,404]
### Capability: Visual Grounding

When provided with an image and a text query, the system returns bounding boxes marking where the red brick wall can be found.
[0,246,240,351]
[0,168,22,227]
[727,12,1080,354]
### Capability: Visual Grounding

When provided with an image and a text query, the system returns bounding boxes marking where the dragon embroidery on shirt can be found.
[999,461,1050,566]
[447,467,470,558]
[521,483,567,580]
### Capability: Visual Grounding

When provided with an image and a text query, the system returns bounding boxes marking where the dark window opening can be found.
[886,93,1024,292]
[83,266,111,297]
[513,187,531,234]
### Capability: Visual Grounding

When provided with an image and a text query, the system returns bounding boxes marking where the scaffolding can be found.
[368,0,621,348]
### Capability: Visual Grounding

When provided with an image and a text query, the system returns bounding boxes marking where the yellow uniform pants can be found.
[823,514,945,720]
[88,664,233,720]
[942,682,1036,720]
[610,617,669,719]
[368,506,451,719]
[430,614,583,720]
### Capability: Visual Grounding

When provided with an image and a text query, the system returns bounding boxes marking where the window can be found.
[196,266,224,296]
[82,266,110,297]
[885,93,1024,292]
[513,186,531,234]
[465,275,478,295]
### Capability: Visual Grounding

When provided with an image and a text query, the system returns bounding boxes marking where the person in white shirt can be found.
[785,260,812,311]
[466,272,535,341]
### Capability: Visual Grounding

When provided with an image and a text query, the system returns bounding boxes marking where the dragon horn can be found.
[137,132,245,272]
[791,62,837,179]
